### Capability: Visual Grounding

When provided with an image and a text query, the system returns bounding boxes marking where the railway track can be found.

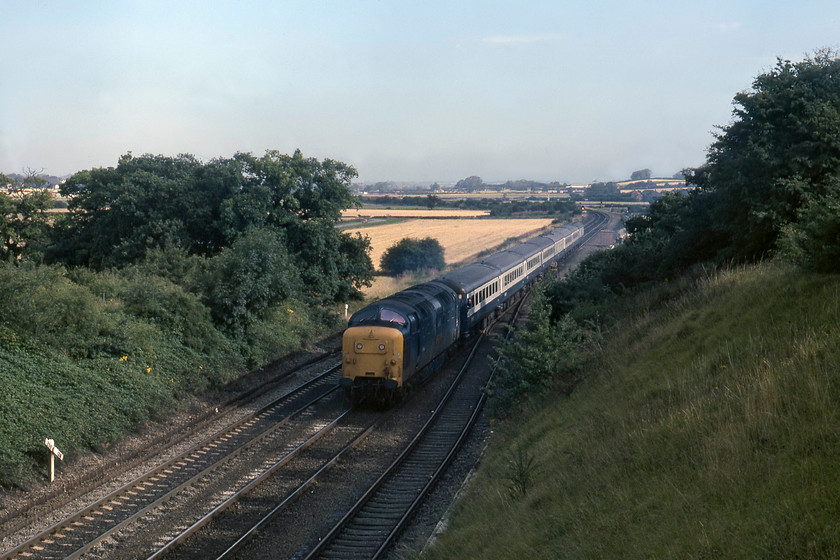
[141,329,493,560]
[145,212,609,559]
[127,310,500,560]
[155,408,388,560]
[294,214,610,559]
[0,361,343,560]
[300,301,525,560]
[581,208,611,244]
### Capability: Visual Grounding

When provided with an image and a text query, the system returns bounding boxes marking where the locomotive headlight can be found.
[379,344,386,351]
[356,343,363,350]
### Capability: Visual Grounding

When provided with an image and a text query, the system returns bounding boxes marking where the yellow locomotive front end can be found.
[340,326,405,405]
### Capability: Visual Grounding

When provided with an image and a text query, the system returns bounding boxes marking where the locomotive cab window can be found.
[380,308,407,326]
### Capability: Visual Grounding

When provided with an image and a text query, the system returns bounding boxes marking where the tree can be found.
[51,153,238,268]
[203,227,301,337]
[49,150,374,300]
[584,182,621,201]
[455,176,484,192]
[0,171,54,261]
[777,176,840,272]
[380,237,445,276]
[631,169,652,181]
[492,290,584,404]
[233,149,359,224]
[538,49,840,394]
[232,150,372,301]
[688,49,840,263]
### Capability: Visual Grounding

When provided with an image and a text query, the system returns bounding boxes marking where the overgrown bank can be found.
[0,261,342,486]
[424,262,840,559]
[0,149,373,487]
[424,51,840,559]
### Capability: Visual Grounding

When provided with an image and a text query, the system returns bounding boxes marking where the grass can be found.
[421,262,840,559]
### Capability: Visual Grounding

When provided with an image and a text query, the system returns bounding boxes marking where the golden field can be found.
[342,208,489,218]
[345,218,555,272]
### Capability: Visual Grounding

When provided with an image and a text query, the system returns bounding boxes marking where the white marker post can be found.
[44,438,64,483]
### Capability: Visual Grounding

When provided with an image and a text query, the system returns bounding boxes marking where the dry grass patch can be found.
[345,218,554,272]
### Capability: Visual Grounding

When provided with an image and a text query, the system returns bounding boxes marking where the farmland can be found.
[344,218,555,273]
[341,208,489,218]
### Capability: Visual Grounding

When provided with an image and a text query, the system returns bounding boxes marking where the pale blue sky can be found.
[1,1,838,183]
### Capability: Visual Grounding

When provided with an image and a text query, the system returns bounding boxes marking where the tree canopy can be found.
[545,49,840,322]
[0,171,54,262]
[49,149,373,301]
[688,49,840,267]
[380,237,445,276]
[623,50,840,279]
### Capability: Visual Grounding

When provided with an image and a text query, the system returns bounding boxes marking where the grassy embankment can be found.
[422,262,840,559]
[0,263,337,487]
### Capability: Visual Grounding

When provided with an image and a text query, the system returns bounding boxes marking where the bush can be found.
[776,179,840,272]
[380,237,445,275]
[203,227,302,338]
[0,262,120,359]
[490,290,585,409]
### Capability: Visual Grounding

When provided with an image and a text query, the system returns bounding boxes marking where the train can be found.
[340,221,585,406]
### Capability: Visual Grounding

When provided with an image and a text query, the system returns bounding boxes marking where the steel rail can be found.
[190,336,487,559]
[0,349,341,542]
[302,300,516,559]
[213,421,381,560]
[147,407,355,560]
[370,284,528,559]
[1,363,341,560]
[302,213,606,559]
[65,383,342,560]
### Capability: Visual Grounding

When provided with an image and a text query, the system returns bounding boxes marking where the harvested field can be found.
[361,273,436,303]
[345,218,555,273]
[342,208,488,218]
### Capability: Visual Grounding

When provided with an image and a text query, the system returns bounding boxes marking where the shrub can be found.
[203,227,302,337]
[490,290,585,409]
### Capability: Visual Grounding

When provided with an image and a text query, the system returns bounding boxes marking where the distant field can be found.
[342,208,489,218]
[345,218,555,273]
[361,191,571,200]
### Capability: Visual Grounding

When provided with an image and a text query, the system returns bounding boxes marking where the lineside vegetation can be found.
[0,150,373,486]
[423,49,840,559]
[426,263,840,559]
